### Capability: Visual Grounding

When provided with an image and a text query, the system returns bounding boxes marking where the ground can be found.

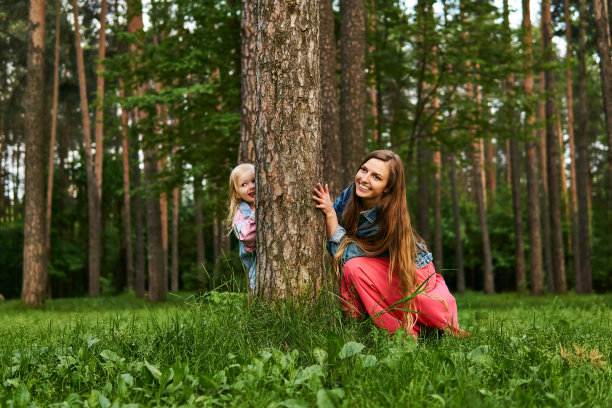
[0,291,610,407]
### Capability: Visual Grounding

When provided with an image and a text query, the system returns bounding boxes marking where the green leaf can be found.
[14,384,30,408]
[338,342,365,360]
[280,399,310,408]
[313,348,327,365]
[100,349,122,363]
[98,393,111,408]
[316,389,345,408]
[145,360,162,380]
[358,354,378,368]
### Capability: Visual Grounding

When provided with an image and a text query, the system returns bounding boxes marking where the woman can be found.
[313,150,464,338]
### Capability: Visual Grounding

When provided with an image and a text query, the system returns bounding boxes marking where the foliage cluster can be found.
[0,291,611,406]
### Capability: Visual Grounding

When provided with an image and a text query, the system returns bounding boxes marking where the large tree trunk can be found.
[340,0,366,186]
[144,148,166,302]
[576,0,593,293]
[593,0,612,190]
[433,149,443,273]
[45,0,61,298]
[473,139,495,294]
[367,0,379,148]
[542,0,567,294]
[72,0,101,297]
[239,0,256,164]
[564,0,581,288]
[22,0,48,306]
[119,80,134,290]
[522,0,543,295]
[320,0,342,197]
[254,0,325,299]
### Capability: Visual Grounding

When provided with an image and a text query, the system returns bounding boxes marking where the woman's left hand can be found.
[313,183,334,218]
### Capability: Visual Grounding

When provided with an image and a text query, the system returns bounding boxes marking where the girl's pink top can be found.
[232,202,256,252]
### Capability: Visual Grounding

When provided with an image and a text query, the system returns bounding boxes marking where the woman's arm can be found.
[313,183,338,239]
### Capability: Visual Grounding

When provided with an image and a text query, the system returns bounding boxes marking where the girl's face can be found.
[236,168,255,205]
[355,158,390,209]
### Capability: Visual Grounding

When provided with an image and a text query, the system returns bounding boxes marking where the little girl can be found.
[226,163,257,291]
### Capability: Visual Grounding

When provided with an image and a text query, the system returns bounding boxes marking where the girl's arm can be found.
[313,183,338,239]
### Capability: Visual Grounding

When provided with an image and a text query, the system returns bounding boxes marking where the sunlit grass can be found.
[0,290,610,406]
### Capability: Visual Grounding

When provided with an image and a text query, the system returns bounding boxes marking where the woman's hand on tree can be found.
[313,183,334,217]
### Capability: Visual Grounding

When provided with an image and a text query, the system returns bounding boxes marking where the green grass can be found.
[0,291,611,407]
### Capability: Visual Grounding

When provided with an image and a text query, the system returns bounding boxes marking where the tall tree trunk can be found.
[433,149,443,272]
[171,181,180,292]
[504,1,526,291]
[45,0,61,298]
[213,212,220,262]
[462,2,494,294]
[127,0,145,297]
[320,0,342,197]
[539,68,554,291]
[13,146,21,221]
[119,80,133,290]
[340,0,366,186]
[22,0,48,306]
[193,175,206,287]
[576,0,592,293]
[510,138,526,291]
[254,0,325,299]
[522,0,543,295]
[72,0,101,297]
[159,157,169,292]
[542,0,567,294]
[506,139,512,187]
[417,146,431,243]
[449,153,465,293]
[484,138,496,206]
[239,0,256,164]
[564,0,581,285]
[593,0,612,190]
[131,134,145,298]
[144,147,166,302]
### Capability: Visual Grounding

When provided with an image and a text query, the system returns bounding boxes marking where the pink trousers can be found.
[340,257,464,338]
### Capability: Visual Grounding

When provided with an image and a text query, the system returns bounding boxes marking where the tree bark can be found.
[433,150,443,273]
[542,0,567,294]
[239,0,256,164]
[522,0,543,295]
[171,181,180,292]
[144,148,166,302]
[320,0,342,197]
[367,0,379,147]
[539,69,554,291]
[593,0,612,191]
[564,0,581,285]
[417,146,430,243]
[576,0,592,293]
[72,0,101,297]
[131,132,145,298]
[254,0,325,299]
[449,153,465,293]
[484,138,496,206]
[45,0,61,297]
[127,0,145,297]
[22,0,48,306]
[119,80,134,290]
[340,0,366,186]
[193,175,206,287]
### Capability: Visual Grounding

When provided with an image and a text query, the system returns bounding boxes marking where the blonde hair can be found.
[332,150,426,332]
[225,163,255,232]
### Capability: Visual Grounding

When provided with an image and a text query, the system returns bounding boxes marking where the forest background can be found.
[1,0,612,303]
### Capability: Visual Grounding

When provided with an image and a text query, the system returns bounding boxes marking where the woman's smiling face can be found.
[355,158,390,209]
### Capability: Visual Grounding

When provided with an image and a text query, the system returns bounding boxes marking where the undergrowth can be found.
[0,290,610,407]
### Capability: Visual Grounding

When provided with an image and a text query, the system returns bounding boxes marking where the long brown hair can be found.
[334,150,425,328]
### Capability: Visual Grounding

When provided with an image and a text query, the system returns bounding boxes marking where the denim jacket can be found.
[326,183,433,268]
[232,201,257,290]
